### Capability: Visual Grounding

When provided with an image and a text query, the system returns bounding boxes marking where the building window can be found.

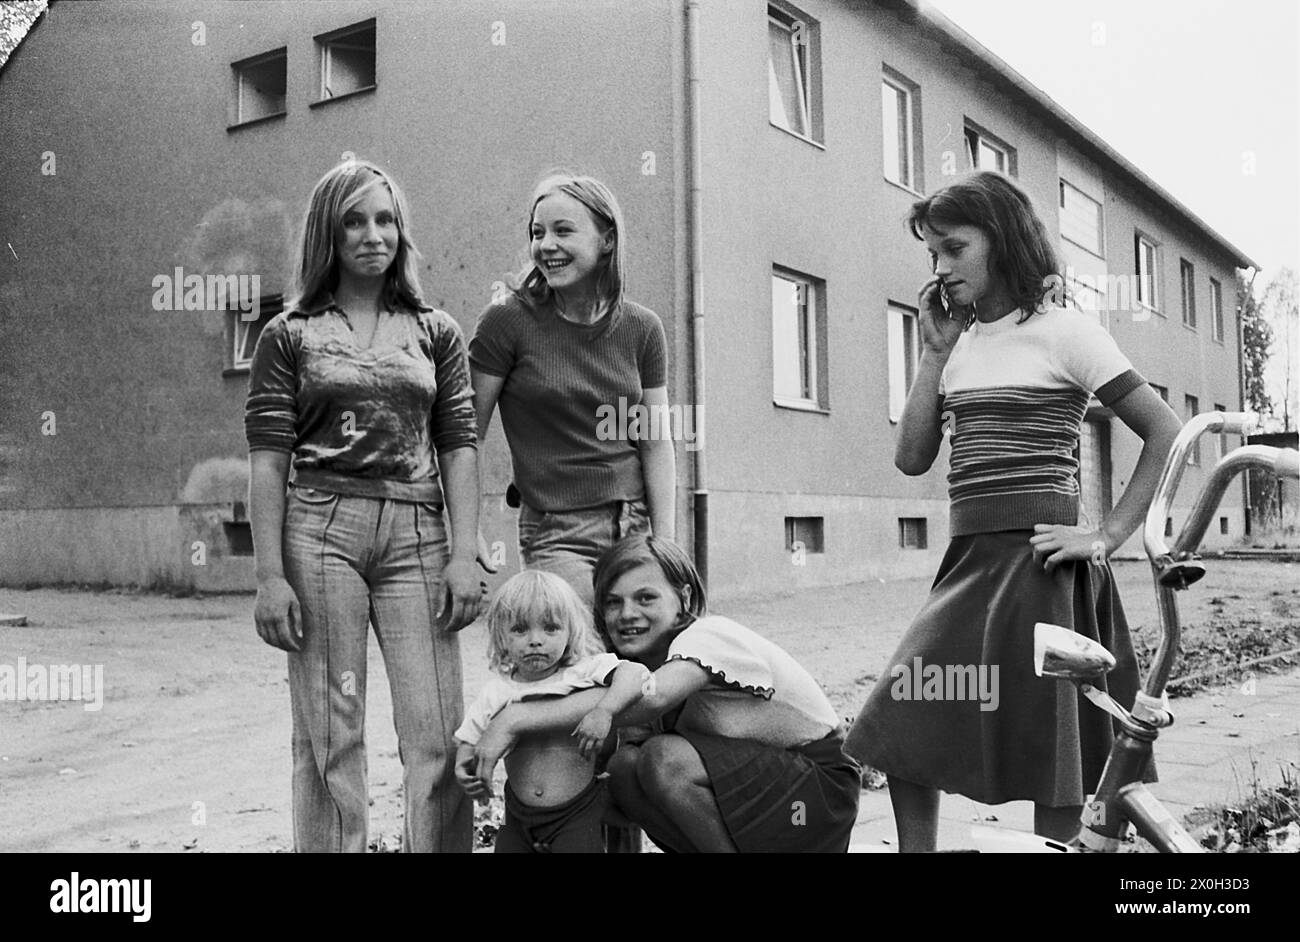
[1180,259,1197,329]
[887,304,920,422]
[1065,267,1107,329]
[232,48,288,126]
[964,122,1013,175]
[315,19,377,103]
[223,521,255,556]
[1185,394,1201,465]
[768,3,820,143]
[1135,234,1160,312]
[1210,277,1224,342]
[1215,402,1228,461]
[1059,180,1103,256]
[772,269,826,410]
[1150,383,1168,404]
[1219,516,1229,535]
[899,517,928,549]
[785,516,824,554]
[227,295,284,373]
[881,69,919,190]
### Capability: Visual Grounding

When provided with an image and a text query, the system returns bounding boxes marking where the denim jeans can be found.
[517,498,651,608]
[282,486,471,853]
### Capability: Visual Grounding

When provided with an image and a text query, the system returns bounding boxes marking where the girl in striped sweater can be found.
[845,171,1181,851]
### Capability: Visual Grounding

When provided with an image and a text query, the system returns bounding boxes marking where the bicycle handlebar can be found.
[1173,445,1300,559]
[1139,411,1298,699]
[1143,412,1257,563]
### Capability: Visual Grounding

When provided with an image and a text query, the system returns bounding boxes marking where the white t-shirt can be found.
[667,615,841,748]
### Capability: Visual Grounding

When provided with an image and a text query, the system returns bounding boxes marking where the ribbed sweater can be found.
[939,307,1145,536]
[468,294,667,511]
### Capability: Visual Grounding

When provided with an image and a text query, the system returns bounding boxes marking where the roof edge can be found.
[892,0,1259,270]
[0,1,51,81]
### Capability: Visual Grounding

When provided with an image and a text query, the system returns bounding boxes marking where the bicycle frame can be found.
[1076,411,1299,852]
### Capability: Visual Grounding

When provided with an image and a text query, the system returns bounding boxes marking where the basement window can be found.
[785,516,824,554]
[899,517,927,549]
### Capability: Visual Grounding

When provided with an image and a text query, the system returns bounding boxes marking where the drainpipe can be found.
[1239,268,1253,536]
[685,0,708,584]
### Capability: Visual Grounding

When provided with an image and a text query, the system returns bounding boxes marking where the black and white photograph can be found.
[1,0,1297,911]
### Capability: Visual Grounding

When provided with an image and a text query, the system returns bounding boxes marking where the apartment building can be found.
[0,0,1253,597]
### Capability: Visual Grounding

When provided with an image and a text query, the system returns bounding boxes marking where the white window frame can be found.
[1185,394,1201,465]
[767,4,818,143]
[1136,234,1160,313]
[1065,269,1109,330]
[316,19,377,103]
[1180,258,1197,329]
[1059,179,1104,256]
[881,74,916,190]
[1214,402,1229,460]
[887,304,920,422]
[1210,277,1224,342]
[772,271,819,409]
[964,124,1011,174]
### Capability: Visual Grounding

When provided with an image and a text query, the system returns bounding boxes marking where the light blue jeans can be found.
[282,486,471,853]
[517,498,652,608]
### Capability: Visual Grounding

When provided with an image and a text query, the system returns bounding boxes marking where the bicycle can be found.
[969,410,1300,853]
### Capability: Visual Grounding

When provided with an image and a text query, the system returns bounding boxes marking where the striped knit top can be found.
[939,306,1145,536]
[468,294,667,512]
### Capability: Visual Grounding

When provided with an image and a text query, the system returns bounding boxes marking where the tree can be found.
[1239,270,1274,420]
[1260,267,1298,432]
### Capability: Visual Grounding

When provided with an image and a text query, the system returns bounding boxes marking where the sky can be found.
[924,0,1300,284]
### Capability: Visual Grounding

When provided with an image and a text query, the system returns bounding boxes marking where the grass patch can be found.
[1185,758,1300,853]
[1132,590,1300,697]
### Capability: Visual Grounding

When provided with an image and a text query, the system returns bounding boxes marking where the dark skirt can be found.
[658,728,861,853]
[843,531,1151,807]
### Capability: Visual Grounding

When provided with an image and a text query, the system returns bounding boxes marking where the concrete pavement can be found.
[846,665,1300,851]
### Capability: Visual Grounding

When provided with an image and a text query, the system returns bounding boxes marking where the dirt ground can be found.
[1,558,1295,853]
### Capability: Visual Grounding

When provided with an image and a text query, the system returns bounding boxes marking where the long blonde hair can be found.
[291,159,425,312]
[485,571,606,676]
[510,172,626,321]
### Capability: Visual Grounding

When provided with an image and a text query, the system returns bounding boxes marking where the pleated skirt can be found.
[844,531,1151,807]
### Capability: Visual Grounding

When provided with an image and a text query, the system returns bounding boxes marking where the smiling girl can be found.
[468,173,674,607]
[844,171,1182,851]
